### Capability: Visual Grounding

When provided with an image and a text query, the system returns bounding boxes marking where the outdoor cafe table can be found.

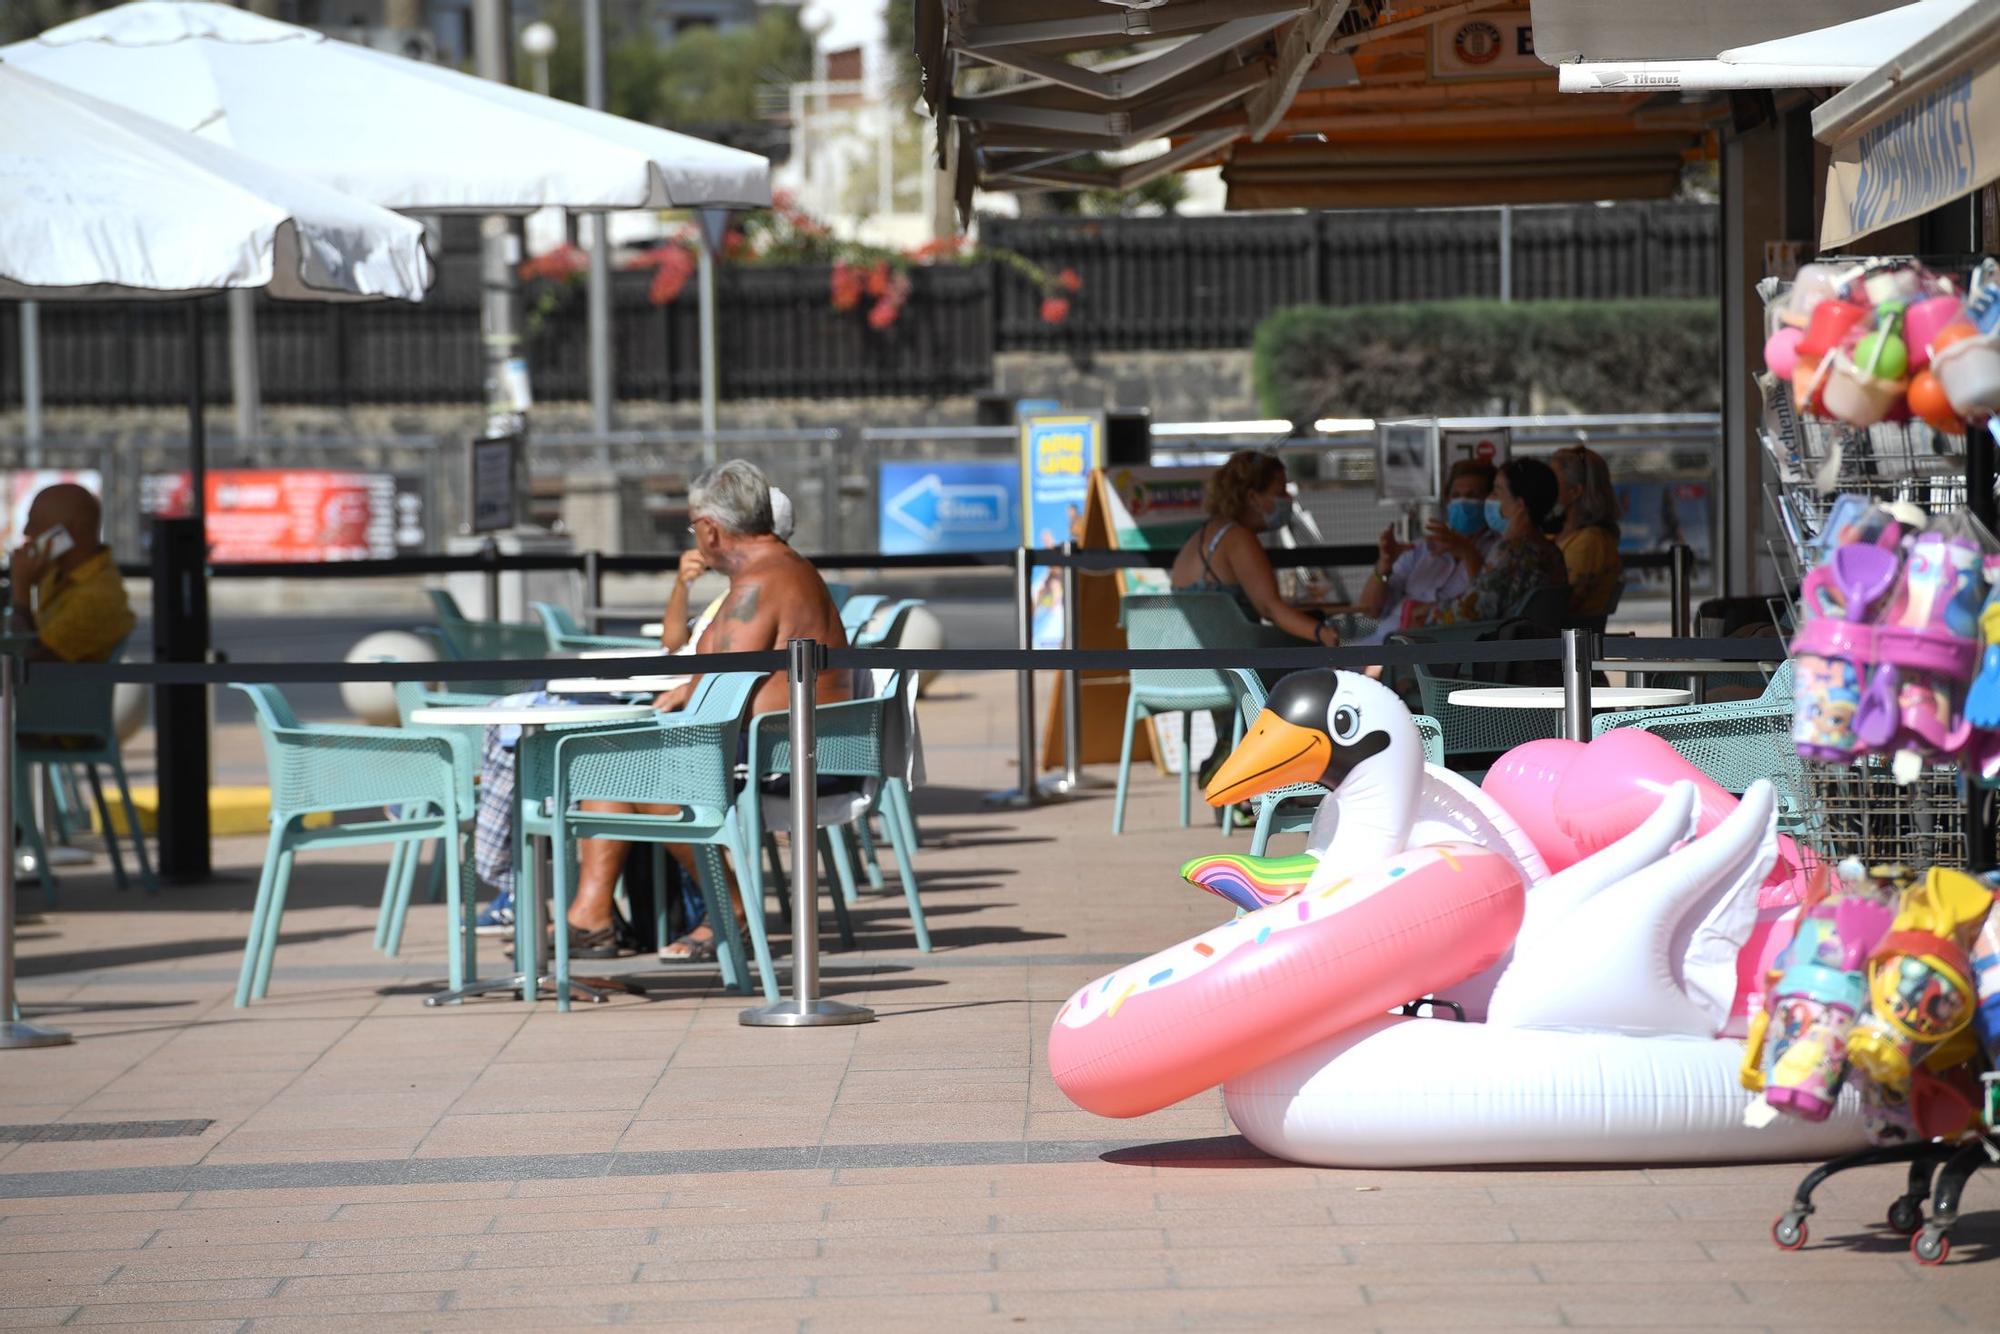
[545,674,690,696]
[409,702,652,1006]
[1446,685,1693,743]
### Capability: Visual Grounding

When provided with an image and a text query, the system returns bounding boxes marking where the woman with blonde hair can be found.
[1551,445,1623,622]
[1169,450,1337,646]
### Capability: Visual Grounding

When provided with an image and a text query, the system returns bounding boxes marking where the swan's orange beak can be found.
[1204,710,1330,807]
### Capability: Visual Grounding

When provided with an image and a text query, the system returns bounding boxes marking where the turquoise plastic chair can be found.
[370,678,494,958]
[1222,669,1443,854]
[525,672,769,1010]
[1114,592,1294,835]
[851,599,923,649]
[739,671,929,957]
[850,669,924,893]
[231,683,473,1007]
[16,636,153,897]
[838,595,888,639]
[1592,661,1812,836]
[531,601,659,653]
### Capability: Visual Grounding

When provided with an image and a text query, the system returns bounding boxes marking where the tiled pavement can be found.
[4,672,1997,1331]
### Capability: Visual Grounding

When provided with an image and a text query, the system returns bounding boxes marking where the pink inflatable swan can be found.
[1048,671,1866,1167]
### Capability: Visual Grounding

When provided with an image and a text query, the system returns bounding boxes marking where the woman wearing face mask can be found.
[1551,444,1624,623]
[1354,459,1496,643]
[1411,456,1567,628]
[1170,450,1336,646]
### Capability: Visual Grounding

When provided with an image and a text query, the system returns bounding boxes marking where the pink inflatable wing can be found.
[1049,844,1525,1119]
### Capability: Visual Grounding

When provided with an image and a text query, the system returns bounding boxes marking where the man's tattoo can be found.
[726,585,761,623]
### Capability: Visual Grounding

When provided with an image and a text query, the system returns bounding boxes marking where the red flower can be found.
[867,298,899,330]
[645,245,695,305]
[830,261,865,311]
[865,261,891,298]
[1058,267,1082,293]
[722,229,746,259]
[1040,295,1070,325]
[518,243,588,283]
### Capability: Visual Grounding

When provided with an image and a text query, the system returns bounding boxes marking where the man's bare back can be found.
[692,536,848,714]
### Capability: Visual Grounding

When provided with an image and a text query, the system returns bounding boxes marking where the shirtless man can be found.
[564,461,847,954]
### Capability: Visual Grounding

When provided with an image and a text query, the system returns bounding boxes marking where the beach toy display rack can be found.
[1759,257,2000,874]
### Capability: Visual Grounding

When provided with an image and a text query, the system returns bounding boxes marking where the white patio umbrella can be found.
[1,1,772,212]
[0,63,432,299]
[4,0,773,468]
[0,63,432,1048]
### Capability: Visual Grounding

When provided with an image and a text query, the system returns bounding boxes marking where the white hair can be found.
[769,487,795,542]
[688,460,774,536]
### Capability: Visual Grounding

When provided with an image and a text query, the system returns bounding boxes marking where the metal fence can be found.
[0,203,1717,408]
[986,202,1720,351]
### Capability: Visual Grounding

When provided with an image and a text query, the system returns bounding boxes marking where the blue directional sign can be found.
[878,461,1021,555]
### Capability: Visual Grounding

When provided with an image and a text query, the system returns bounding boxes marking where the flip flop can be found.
[658,931,719,964]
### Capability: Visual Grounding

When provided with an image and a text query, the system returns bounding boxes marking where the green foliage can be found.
[1251,299,1720,421]
[529,3,810,129]
[1,0,92,42]
[883,0,920,102]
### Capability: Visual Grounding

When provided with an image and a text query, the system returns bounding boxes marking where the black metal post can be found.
[1967,419,1997,872]
[583,549,602,632]
[155,299,213,882]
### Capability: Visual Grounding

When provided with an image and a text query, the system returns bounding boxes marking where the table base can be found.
[424,973,645,1007]
[739,998,875,1027]
[0,1021,73,1049]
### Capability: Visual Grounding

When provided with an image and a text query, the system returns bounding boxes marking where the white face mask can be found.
[1261,494,1293,533]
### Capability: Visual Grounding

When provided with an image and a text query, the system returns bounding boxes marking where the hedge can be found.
[1251,299,1720,423]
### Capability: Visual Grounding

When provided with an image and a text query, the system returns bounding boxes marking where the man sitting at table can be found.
[565,461,850,961]
[7,482,134,663]
[657,486,796,652]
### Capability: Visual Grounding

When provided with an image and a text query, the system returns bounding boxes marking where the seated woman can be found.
[1354,459,1496,643]
[1551,445,1624,624]
[1168,450,1337,647]
[1410,457,1567,628]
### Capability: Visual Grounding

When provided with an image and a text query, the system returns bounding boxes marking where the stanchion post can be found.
[984,547,1039,807]
[1560,628,1591,742]
[740,639,873,1027]
[1966,420,1997,871]
[480,536,501,621]
[1060,542,1083,792]
[1,654,72,1049]
[1669,543,1694,638]
[582,549,602,632]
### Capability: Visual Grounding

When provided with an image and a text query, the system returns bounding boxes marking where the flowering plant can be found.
[519,190,1082,331]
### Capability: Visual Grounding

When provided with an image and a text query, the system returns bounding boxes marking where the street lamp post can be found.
[521,20,556,97]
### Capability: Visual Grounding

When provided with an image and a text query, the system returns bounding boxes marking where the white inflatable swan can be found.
[1056,671,1869,1167]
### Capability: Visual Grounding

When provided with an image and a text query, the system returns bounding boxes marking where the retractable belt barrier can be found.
[118,545,1686,581]
[43,635,1784,688]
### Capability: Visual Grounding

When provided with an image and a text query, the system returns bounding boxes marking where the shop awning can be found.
[1812,1,2000,248]
[1548,0,1979,95]
[920,0,1717,213]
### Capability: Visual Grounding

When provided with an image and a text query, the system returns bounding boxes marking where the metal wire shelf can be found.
[1758,359,1980,868]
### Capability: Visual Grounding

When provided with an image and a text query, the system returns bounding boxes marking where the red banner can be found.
[143,469,421,563]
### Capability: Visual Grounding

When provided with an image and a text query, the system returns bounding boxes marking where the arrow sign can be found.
[886,472,1010,542]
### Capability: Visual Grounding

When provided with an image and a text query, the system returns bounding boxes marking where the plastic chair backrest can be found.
[840,594,888,637]
[18,635,127,747]
[1122,593,1262,709]
[552,672,761,813]
[236,681,304,734]
[531,602,581,646]
[853,599,921,649]
[426,589,467,624]
[752,672,898,781]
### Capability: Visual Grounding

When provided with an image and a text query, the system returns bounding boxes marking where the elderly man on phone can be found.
[9,483,135,663]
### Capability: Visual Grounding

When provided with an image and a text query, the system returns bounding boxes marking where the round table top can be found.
[578,647,670,661]
[545,674,690,696]
[1446,686,1692,710]
[409,703,654,728]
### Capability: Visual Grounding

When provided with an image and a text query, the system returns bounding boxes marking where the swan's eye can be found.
[1330,705,1360,743]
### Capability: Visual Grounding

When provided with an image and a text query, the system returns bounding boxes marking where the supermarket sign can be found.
[142,468,427,562]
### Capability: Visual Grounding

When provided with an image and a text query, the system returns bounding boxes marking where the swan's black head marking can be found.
[1265,670,1392,788]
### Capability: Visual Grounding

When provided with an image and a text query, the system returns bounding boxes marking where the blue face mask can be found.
[1445,498,1486,537]
[1484,498,1510,533]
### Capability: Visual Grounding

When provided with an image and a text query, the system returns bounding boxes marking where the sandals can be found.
[658,929,719,964]
[504,922,624,960]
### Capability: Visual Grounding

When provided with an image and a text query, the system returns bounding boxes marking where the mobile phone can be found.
[31,524,73,561]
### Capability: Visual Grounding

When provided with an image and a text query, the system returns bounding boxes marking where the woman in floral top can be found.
[1412,456,1568,627]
